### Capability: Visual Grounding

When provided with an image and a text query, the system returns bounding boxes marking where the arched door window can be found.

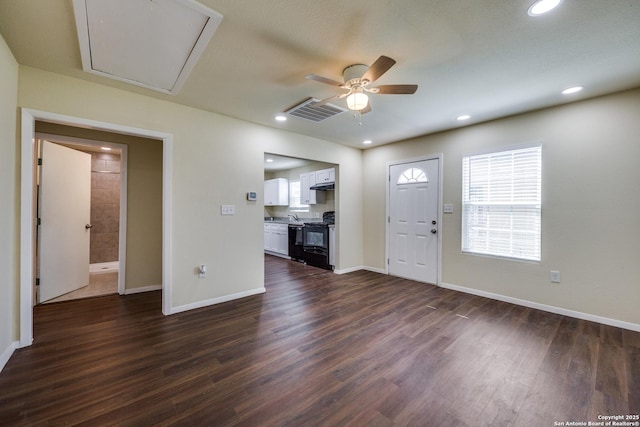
[397,167,428,184]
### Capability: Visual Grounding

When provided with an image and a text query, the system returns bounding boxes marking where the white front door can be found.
[388,158,440,284]
[38,141,92,302]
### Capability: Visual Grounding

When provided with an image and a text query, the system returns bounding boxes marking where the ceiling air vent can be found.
[285,98,347,122]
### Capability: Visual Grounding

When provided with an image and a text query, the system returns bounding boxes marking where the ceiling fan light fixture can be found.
[346,91,369,111]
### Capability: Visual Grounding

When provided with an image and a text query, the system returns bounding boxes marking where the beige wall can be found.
[35,123,163,290]
[363,88,640,325]
[0,35,18,351]
[18,66,363,312]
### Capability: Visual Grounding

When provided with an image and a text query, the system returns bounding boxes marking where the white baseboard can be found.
[362,266,387,274]
[0,341,18,373]
[333,265,363,275]
[264,251,290,260]
[169,287,266,315]
[440,282,640,333]
[334,265,387,275]
[124,284,162,295]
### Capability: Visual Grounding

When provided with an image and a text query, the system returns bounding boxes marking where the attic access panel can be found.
[73,0,222,95]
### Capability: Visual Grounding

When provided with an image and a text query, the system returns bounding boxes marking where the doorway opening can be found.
[19,109,173,348]
[35,133,127,304]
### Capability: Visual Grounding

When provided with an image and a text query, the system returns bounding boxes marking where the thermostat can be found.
[247,191,257,201]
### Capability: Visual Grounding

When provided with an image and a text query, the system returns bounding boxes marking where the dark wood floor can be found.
[1,255,638,426]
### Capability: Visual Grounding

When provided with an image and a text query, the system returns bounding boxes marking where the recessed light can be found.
[457,115,471,121]
[363,140,372,145]
[101,146,112,151]
[528,0,563,16]
[275,115,287,122]
[266,158,274,163]
[561,86,583,95]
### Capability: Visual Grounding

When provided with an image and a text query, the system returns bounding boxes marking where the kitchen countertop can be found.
[264,217,326,226]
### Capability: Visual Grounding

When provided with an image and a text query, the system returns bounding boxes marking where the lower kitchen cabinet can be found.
[264,223,289,257]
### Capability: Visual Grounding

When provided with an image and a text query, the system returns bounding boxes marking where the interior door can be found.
[38,141,92,302]
[388,159,439,284]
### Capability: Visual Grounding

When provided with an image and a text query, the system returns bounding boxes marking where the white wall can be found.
[363,88,640,327]
[0,34,19,366]
[17,66,363,313]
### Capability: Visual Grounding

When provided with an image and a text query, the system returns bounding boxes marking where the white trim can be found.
[264,251,290,260]
[333,265,365,275]
[386,154,444,285]
[20,108,173,347]
[0,341,18,373]
[169,287,266,315]
[35,132,129,294]
[72,0,223,95]
[124,284,162,295]
[440,282,640,333]
[362,266,387,274]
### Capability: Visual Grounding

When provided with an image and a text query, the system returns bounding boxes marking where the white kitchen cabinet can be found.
[315,167,335,184]
[264,178,289,206]
[300,172,325,204]
[264,223,289,257]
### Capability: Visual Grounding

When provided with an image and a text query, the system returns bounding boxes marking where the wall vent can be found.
[285,98,347,122]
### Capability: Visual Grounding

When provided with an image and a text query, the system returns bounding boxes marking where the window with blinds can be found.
[462,145,542,261]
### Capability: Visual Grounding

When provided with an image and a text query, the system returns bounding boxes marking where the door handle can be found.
[85,224,93,229]
[431,228,437,234]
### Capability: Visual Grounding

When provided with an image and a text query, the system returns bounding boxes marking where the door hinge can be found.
[388,216,390,223]
[37,217,41,226]
[35,278,40,286]
[37,158,42,166]
[387,258,390,265]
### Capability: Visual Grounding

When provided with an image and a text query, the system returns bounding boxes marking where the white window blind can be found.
[462,145,541,261]
[289,181,309,212]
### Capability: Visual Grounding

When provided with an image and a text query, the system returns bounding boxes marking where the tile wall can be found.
[90,153,120,263]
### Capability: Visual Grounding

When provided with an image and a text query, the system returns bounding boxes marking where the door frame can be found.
[19,108,173,347]
[35,133,129,297]
[385,154,444,285]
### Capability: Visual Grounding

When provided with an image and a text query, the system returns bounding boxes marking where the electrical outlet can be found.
[550,270,561,283]
[221,205,235,215]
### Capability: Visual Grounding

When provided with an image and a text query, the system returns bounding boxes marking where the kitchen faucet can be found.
[288,214,300,221]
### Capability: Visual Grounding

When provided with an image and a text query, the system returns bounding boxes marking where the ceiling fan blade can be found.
[361,56,396,84]
[309,93,345,107]
[371,84,418,94]
[305,74,344,87]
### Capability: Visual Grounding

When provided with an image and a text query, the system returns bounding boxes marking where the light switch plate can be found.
[221,205,235,215]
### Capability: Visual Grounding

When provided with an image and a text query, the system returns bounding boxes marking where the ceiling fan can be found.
[305,55,418,114]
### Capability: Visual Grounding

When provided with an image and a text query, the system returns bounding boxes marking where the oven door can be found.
[303,225,331,269]
[303,225,328,251]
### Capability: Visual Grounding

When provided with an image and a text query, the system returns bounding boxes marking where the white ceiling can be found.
[1,0,639,149]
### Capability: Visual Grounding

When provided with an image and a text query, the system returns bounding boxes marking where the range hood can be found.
[310,182,335,191]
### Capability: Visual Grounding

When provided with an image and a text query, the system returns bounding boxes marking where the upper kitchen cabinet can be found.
[264,178,289,206]
[300,172,325,205]
[315,167,335,184]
